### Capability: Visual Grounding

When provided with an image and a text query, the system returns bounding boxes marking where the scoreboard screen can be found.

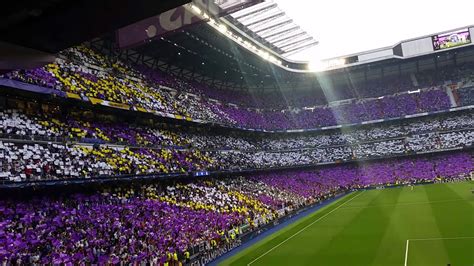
[432,29,471,51]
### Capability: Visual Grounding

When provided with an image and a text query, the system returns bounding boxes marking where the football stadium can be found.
[0,1,473,265]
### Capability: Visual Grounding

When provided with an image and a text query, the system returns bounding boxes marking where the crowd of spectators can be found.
[2,46,474,130]
[0,141,215,182]
[259,112,474,150]
[1,104,473,150]
[0,151,471,264]
[458,86,474,106]
[0,105,472,182]
[1,36,474,266]
[2,127,471,182]
[0,110,59,139]
[209,127,472,169]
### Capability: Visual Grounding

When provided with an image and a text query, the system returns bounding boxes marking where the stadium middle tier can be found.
[0,151,472,264]
[0,103,472,183]
[2,46,474,130]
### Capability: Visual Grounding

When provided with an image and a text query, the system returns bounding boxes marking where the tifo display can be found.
[2,46,474,130]
[0,104,472,182]
[0,37,473,265]
[0,156,472,264]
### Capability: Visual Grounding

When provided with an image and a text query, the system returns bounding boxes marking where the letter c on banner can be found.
[159,8,184,31]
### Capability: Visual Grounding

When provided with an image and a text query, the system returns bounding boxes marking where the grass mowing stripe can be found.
[406,237,474,266]
[222,182,473,266]
[317,186,403,265]
[247,191,365,266]
[223,192,364,265]
[339,198,468,209]
[424,183,474,263]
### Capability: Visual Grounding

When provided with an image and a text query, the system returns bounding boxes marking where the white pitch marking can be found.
[409,236,474,241]
[247,191,365,266]
[339,198,467,210]
[404,236,474,266]
[404,239,410,266]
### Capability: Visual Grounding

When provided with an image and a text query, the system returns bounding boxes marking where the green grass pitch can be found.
[221,181,474,266]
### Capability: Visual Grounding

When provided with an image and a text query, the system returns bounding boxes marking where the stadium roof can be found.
[93,27,474,92]
[7,0,474,91]
[92,25,298,91]
[0,0,189,72]
[0,0,189,53]
[224,1,318,57]
[274,0,474,61]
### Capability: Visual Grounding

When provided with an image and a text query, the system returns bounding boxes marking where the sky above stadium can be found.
[275,0,474,61]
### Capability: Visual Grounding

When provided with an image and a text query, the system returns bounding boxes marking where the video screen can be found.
[432,29,471,50]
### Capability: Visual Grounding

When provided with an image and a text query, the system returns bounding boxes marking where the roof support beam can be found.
[245,12,285,28]
[254,19,293,34]
[261,25,299,39]
[283,41,319,56]
[233,3,278,20]
[272,32,307,46]
[157,61,168,68]
[279,37,314,50]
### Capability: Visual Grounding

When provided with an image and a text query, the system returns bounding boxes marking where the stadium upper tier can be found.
[0,100,472,183]
[0,151,472,264]
[1,46,474,130]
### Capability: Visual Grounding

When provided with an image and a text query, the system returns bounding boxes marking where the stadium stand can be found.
[3,46,473,130]
[458,86,474,106]
[0,152,471,264]
[0,5,474,264]
[0,101,472,182]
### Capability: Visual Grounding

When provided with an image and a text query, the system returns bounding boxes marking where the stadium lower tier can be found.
[0,151,472,264]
